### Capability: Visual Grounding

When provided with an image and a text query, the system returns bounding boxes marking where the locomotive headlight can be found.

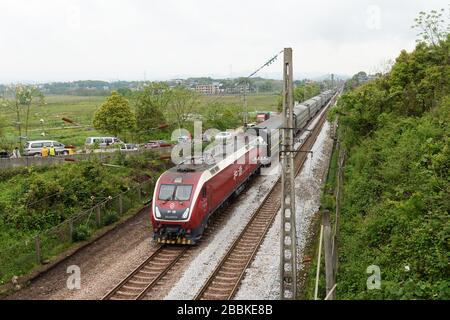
[155,206,162,219]
[182,208,190,219]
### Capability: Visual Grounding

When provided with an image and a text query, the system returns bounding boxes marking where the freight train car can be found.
[252,89,335,166]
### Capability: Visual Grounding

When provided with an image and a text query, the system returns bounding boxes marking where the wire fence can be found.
[314,119,346,300]
[0,179,153,284]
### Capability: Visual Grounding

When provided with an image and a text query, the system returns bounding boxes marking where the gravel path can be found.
[234,121,333,300]
[5,208,156,300]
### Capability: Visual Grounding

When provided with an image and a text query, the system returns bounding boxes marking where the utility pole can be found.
[243,85,248,128]
[323,209,336,300]
[280,47,297,300]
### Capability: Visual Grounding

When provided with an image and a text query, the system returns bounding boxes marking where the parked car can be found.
[23,140,68,157]
[120,144,139,152]
[256,112,271,123]
[85,137,122,148]
[0,151,10,158]
[215,131,233,141]
[177,135,191,144]
[145,140,171,149]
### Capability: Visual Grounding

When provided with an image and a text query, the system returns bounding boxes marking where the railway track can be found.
[194,97,335,300]
[102,245,187,300]
[102,188,249,300]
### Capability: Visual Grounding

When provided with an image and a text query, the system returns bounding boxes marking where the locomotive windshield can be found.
[158,184,193,201]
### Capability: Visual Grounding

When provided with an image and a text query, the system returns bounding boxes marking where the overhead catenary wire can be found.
[206,50,284,107]
[128,49,285,138]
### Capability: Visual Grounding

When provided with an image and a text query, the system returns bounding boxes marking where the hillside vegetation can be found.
[331,34,449,299]
[0,151,166,283]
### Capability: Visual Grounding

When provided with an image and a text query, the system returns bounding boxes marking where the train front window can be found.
[158,185,193,201]
[175,185,192,201]
[159,185,176,201]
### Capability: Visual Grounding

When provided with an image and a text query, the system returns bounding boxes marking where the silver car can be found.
[23,140,67,157]
[120,144,139,152]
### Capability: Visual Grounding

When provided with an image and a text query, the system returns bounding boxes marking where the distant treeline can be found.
[0,78,284,96]
[0,76,341,97]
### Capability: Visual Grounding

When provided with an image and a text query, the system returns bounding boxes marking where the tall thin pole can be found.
[280,48,297,300]
[314,225,324,300]
[243,86,248,127]
[323,209,336,300]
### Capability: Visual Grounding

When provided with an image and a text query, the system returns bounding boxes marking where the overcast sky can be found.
[0,0,446,83]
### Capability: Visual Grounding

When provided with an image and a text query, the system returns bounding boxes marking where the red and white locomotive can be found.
[150,135,263,245]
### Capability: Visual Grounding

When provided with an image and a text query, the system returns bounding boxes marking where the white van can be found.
[23,140,67,157]
[85,137,122,148]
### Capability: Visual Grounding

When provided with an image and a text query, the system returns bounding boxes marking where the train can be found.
[150,89,337,245]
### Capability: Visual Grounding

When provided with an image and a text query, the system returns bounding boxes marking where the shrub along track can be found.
[194,98,334,300]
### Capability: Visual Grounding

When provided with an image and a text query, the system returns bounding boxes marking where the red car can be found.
[145,140,171,149]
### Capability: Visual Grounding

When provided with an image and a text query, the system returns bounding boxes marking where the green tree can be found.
[134,83,169,134]
[344,71,369,91]
[259,80,273,92]
[167,87,199,129]
[277,93,283,113]
[294,82,321,103]
[1,85,44,143]
[412,7,450,46]
[203,102,242,131]
[93,91,136,137]
[0,115,6,138]
[389,37,449,116]
[117,87,133,97]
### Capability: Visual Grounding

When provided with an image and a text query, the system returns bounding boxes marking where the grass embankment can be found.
[302,35,449,300]
[0,150,167,284]
[330,37,449,299]
[336,106,449,299]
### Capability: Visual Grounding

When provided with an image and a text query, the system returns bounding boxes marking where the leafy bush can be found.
[104,211,119,226]
[333,36,450,300]
[72,225,91,242]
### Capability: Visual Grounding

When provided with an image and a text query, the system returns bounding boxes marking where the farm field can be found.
[1,95,105,148]
[1,94,279,148]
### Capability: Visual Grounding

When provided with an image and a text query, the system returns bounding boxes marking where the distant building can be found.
[225,84,250,94]
[195,84,220,95]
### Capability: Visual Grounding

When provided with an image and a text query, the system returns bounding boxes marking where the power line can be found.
[127,50,285,139]
[206,50,284,106]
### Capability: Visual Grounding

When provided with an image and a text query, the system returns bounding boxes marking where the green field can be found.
[1,95,106,147]
[1,94,279,149]
[200,93,279,112]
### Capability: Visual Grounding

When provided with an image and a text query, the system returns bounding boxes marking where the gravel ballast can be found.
[234,121,333,300]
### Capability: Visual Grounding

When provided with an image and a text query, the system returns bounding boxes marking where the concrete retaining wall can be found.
[0,147,172,170]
